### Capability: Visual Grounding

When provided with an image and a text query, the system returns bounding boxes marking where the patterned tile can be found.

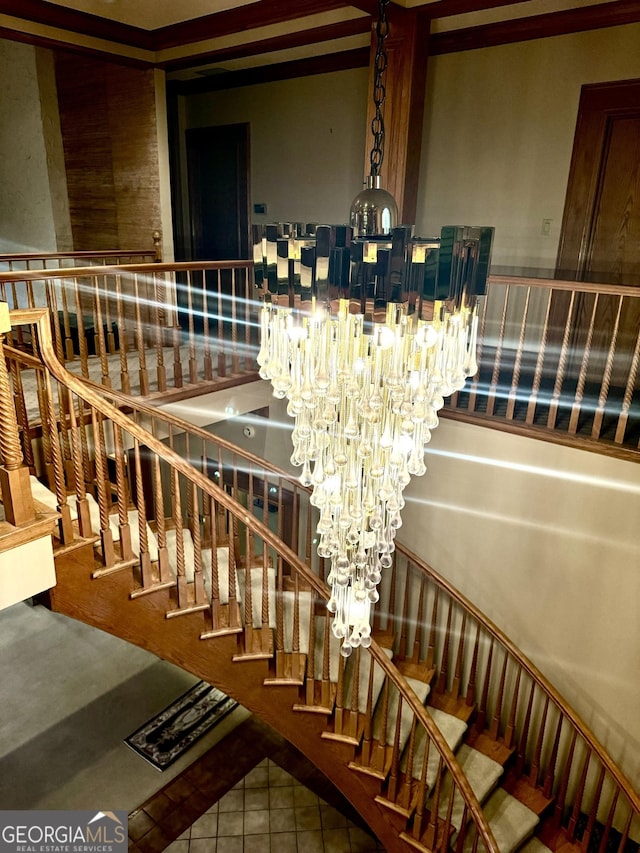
[268,787,294,809]
[190,813,218,839]
[244,787,269,811]
[295,830,325,853]
[218,790,244,812]
[214,838,241,853]
[187,841,215,853]
[268,808,297,833]
[243,766,269,788]
[294,805,321,831]
[216,812,244,837]
[322,828,352,853]
[243,809,270,835]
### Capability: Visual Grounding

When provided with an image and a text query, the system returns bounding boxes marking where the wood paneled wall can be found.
[54,53,161,250]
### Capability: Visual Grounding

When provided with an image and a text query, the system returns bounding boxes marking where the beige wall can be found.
[417,23,640,269]
[178,23,640,270]
[0,40,59,253]
[181,67,369,227]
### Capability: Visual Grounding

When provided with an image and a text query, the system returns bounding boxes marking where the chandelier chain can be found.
[370,0,390,177]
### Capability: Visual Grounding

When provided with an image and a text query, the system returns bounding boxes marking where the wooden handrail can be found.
[392,542,640,814]
[9,306,501,851]
[488,273,640,298]
[0,250,156,262]
[0,259,253,283]
[0,233,162,264]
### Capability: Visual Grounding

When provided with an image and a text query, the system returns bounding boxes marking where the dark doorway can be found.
[186,123,251,260]
[181,123,251,335]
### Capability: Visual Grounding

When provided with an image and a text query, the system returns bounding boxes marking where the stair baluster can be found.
[592,294,623,439]
[66,388,92,539]
[567,748,593,841]
[112,422,134,562]
[93,273,111,388]
[506,285,531,420]
[616,320,640,445]
[131,437,153,587]
[9,357,35,473]
[526,287,553,424]
[132,272,150,395]
[0,326,35,526]
[91,409,115,566]
[152,269,168,391]
[486,284,510,417]
[116,275,131,391]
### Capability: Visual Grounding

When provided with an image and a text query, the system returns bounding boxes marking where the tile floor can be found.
[128,712,385,853]
[168,758,384,853]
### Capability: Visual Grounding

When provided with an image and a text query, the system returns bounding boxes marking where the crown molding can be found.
[167,46,370,93]
[430,0,640,54]
[159,17,371,72]
[0,0,153,48]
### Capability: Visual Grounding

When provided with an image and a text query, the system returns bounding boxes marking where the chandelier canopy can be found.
[253,223,493,654]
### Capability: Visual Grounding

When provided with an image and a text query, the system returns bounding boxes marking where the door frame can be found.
[556,77,640,280]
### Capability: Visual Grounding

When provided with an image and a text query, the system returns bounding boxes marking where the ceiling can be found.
[0,0,636,81]
[37,0,488,31]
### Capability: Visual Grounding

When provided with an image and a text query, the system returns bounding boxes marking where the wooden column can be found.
[363,5,430,225]
[0,304,35,526]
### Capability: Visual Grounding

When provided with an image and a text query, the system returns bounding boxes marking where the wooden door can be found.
[555,78,640,385]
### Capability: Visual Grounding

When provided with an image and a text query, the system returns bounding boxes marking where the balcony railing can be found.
[0,261,260,400]
[0,235,161,271]
[445,273,640,461]
[0,262,638,463]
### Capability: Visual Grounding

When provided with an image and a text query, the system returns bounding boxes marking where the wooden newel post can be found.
[0,304,36,526]
[152,231,162,263]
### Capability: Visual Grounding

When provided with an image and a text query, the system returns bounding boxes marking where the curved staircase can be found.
[2,308,639,853]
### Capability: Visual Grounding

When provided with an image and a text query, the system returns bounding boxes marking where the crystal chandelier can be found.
[252,0,494,656]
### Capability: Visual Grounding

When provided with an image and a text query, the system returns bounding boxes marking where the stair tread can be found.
[373,674,430,747]
[0,500,60,552]
[313,615,342,684]
[436,744,503,830]
[402,706,468,783]
[31,476,161,560]
[344,646,394,716]
[459,788,539,853]
[519,839,553,853]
